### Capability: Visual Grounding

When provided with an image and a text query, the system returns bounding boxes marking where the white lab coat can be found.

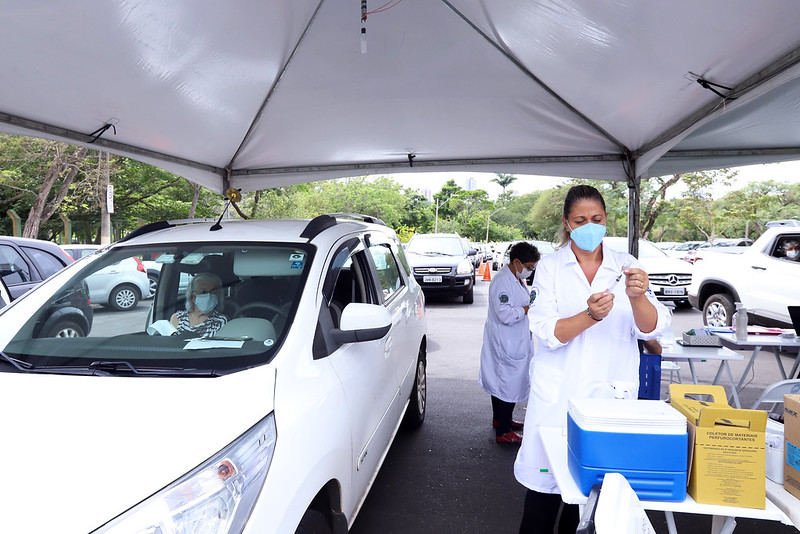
[514,243,670,493]
[478,265,535,403]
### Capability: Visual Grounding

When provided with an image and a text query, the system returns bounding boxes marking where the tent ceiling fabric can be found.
[2,0,800,193]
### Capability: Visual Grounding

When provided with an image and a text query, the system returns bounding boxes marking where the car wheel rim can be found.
[57,328,80,338]
[415,360,426,414]
[706,302,727,327]
[116,290,136,309]
[149,278,158,294]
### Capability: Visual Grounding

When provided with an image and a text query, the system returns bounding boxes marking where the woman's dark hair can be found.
[557,185,607,248]
[509,241,541,265]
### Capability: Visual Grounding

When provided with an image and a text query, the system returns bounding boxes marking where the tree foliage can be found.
[3,133,799,245]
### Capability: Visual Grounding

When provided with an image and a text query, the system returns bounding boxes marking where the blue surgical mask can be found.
[787,249,799,260]
[567,222,607,252]
[194,293,218,314]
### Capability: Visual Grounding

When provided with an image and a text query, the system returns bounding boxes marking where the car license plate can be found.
[663,287,685,296]
[423,275,442,283]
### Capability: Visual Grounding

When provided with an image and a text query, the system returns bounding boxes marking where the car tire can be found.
[295,509,331,534]
[463,286,474,304]
[43,320,85,338]
[147,273,159,296]
[402,347,427,429]
[703,293,734,327]
[108,284,140,311]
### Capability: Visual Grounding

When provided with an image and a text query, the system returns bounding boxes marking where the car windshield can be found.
[1,242,313,376]
[407,237,464,256]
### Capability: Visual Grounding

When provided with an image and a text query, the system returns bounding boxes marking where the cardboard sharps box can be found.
[785,394,800,501]
[670,384,767,509]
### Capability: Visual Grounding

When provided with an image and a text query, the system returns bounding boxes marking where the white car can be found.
[63,244,152,311]
[603,238,693,307]
[0,214,427,534]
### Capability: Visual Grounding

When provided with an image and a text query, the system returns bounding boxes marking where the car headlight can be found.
[456,259,473,275]
[95,413,277,534]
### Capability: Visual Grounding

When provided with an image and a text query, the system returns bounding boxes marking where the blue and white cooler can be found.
[567,398,688,502]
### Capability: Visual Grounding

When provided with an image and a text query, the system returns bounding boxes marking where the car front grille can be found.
[414,267,452,275]
[649,273,691,286]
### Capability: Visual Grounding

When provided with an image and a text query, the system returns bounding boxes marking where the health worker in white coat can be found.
[479,241,541,445]
[514,185,670,534]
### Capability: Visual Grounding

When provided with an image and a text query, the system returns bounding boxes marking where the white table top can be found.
[714,332,800,349]
[766,479,800,528]
[538,426,793,525]
[659,342,743,362]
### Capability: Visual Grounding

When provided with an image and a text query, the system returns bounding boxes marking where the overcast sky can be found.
[378,160,800,201]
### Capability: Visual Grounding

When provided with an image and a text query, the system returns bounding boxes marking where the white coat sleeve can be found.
[528,258,567,350]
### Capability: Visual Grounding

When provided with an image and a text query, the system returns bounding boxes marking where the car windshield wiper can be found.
[33,361,219,377]
[0,350,34,372]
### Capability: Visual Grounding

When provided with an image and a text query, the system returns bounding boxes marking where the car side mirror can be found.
[332,303,391,344]
[468,249,477,256]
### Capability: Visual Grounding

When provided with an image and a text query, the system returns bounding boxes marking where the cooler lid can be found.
[569,398,687,435]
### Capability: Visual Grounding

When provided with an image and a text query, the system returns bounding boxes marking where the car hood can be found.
[0,364,276,534]
[406,252,466,267]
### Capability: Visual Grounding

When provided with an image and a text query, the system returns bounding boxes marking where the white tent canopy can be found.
[3,1,800,199]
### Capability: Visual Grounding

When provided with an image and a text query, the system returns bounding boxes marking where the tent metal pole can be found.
[626,157,640,257]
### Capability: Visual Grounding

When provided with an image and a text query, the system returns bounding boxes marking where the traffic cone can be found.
[478,261,486,277]
[482,262,492,281]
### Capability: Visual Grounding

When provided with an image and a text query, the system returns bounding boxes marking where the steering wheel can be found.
[234,302,288,327]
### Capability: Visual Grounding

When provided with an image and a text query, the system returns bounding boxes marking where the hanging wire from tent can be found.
[360,0,404,54]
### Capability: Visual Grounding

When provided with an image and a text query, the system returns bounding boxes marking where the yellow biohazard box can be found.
[785,394,800,501]
[670,384,767,509]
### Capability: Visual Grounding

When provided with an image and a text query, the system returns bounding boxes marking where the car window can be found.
[771,235,800,261]
[407,237,464,256]
[369,242,404,302]
[2,242,313,375]
[0,245,33,286]
[21,245,68,278]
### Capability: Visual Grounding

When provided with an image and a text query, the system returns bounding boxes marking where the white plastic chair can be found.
[661,361,681,384]
[749,379,800,412]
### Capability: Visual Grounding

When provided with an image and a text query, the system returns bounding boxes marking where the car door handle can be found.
[750,265,767,271]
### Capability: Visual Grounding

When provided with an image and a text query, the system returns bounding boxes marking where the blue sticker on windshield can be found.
[290,261,303,269]
[499,293,509,303]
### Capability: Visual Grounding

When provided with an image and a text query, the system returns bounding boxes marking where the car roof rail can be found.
[118,218,220,243]
[327,213,386,226]
[301,213,386,241]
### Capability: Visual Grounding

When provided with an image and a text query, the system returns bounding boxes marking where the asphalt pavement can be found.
[350,275,799,534]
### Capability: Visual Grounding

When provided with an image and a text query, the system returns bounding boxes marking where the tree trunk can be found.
[189,181,200,218]
[641,174,682,238]
[22,145,89,238]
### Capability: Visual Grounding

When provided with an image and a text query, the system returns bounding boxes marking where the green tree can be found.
[491,173,517,204]
[678,169,737,242]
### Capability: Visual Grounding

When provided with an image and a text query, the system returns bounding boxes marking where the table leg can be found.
[736,347,762,391]
[772,347,788,380]
[688,360,698,384]
[722,362,742,409]
[790,354,800,380]
[665,511,678,534]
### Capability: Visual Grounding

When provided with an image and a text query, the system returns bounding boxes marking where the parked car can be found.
[406,233,476,303]
[0,214,427,534]
[603,237,693,307]
[689,226,800,327]
[682,238,753,264]
[663,240,703,260]
[499,240,555,284]
[62,244,151,311]
[0,236,92,337]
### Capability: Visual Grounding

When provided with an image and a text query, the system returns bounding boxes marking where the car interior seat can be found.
[215,317,277,343]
